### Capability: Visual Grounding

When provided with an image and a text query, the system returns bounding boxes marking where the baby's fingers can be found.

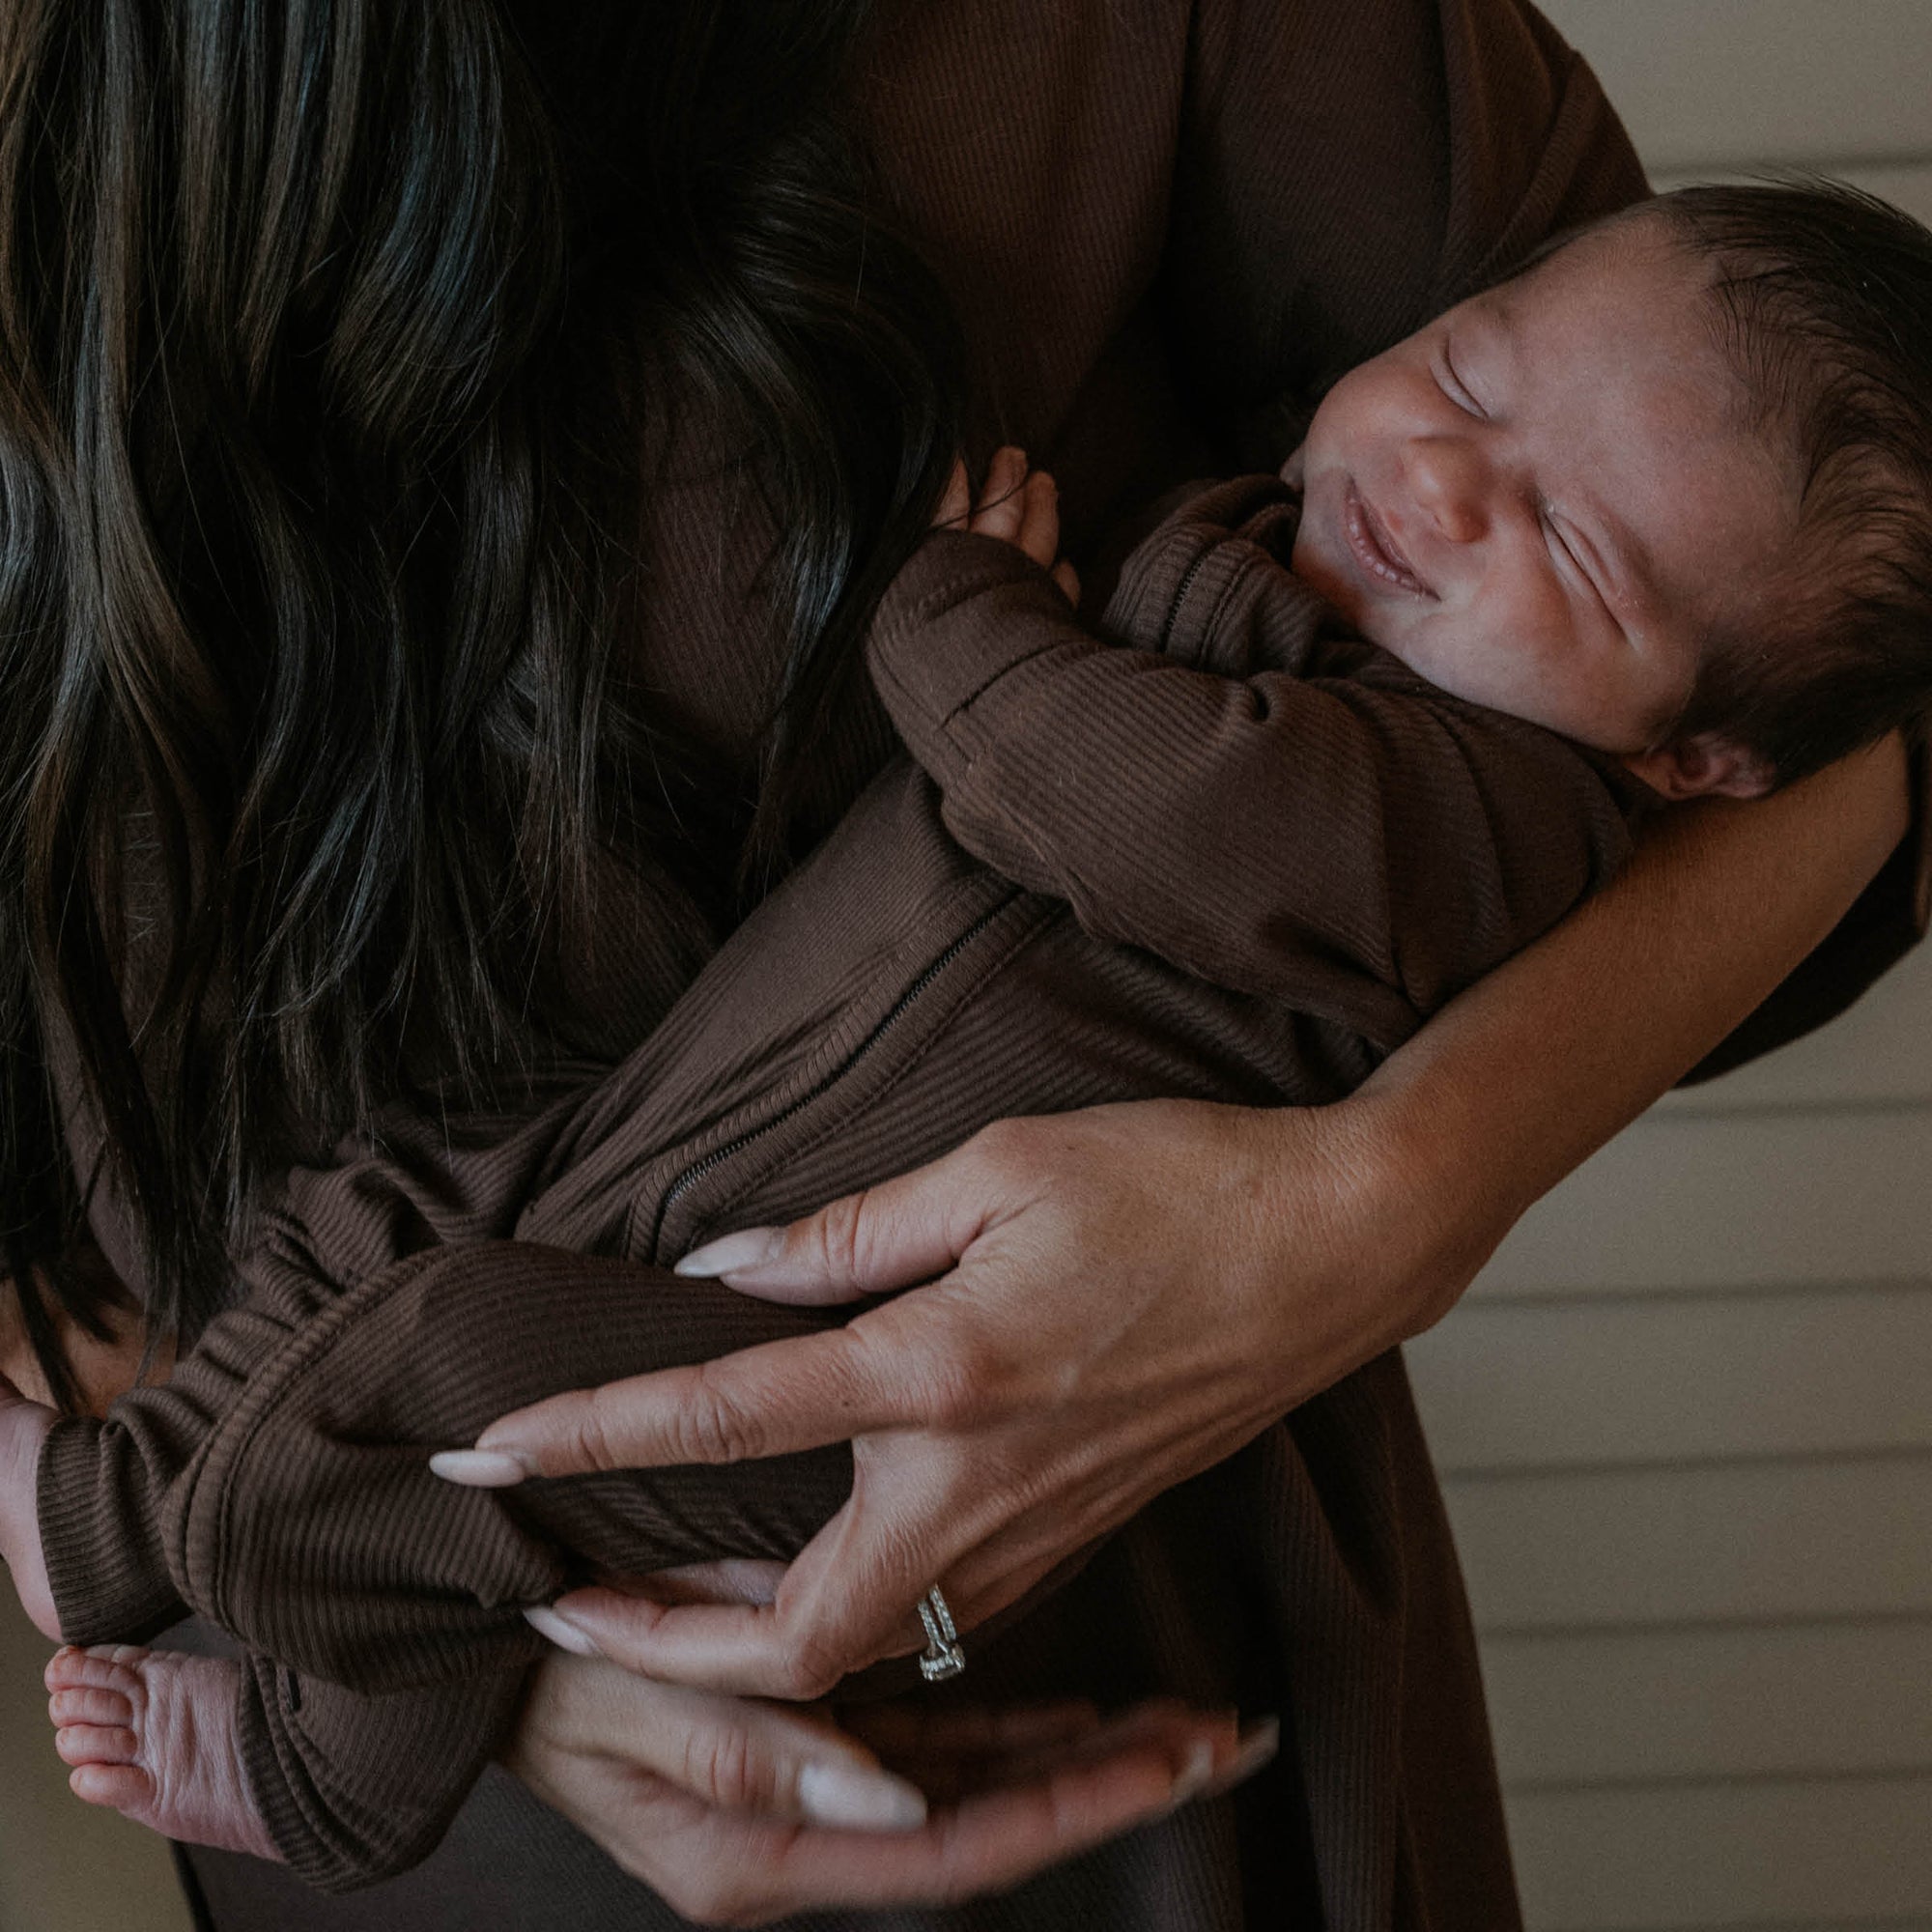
[969,446,1029,544]
[932,457,972,530]
[1015,469,1060,572]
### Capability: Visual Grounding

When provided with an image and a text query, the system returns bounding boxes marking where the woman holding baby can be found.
[0,0,1918,1926]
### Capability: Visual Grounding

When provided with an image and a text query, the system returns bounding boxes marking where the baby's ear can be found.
[1623,732,1777,801]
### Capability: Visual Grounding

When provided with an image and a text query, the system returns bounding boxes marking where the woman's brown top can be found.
[33,0,1932,1926]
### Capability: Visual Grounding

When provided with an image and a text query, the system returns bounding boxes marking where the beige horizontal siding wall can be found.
[1406,14,1932,1927]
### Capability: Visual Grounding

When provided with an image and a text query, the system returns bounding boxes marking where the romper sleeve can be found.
[867,477,1648,1017]
[34,1100,578,1644]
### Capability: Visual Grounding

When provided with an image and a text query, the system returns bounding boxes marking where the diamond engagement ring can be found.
[917,1585,966,1682]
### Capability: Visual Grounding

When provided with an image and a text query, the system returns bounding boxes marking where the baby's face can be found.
[1286,215,1796,766]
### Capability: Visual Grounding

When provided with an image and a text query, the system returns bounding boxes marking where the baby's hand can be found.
[0,1372,60,1639]
[934,447,1080,605]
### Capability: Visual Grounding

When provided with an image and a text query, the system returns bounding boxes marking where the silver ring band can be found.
[917,1585,966,1682]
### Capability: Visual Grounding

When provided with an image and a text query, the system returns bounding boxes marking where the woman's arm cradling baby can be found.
[0,1372,58,1638]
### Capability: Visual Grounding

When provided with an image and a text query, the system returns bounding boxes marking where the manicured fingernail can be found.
[429,1449,532,1488]
[524,1605,601,1658]
[675,1228,783,1278]
[798,1761,928,1832]
[1167,1740,1217,1808]
[1200,1717,1280,1800]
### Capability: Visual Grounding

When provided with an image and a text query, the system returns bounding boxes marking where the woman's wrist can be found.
[1226,1094,1480,1405]
[1321,735,1913,1350]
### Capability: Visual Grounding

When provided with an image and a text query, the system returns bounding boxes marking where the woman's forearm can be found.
[1350,734,1913,1332]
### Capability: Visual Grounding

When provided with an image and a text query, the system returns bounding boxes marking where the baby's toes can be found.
[56,1720,140,1769]
[69,1761,156,1813]
[44,1644,147,1697]
[46,1646,149,1776]
[44,1645,95,1692]
[48,1682,134,1731]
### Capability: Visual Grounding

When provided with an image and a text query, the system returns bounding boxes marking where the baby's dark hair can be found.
[1646,179,1932,784]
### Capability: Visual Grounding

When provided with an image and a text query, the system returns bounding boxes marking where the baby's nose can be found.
[1404,437,1488,544]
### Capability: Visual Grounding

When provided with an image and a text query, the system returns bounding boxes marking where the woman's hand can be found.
[452,1094,1438,1696]
[504,1650,1261,1926]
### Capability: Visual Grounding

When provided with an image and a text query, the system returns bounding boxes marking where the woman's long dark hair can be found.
[0,0,963,1404]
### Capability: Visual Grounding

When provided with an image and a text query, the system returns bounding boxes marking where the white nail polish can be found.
[797,1761,928,1832]
[1198,1716,1281,1802]
[524,1605,601,1658]
[428,1449,531,1489]
[1168,1740,1217,1807]
[674,1227,783,1278]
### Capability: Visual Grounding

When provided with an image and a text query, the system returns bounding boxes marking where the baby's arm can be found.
[874,451,1649,1023]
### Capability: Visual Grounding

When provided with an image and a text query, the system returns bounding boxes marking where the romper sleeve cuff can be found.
[867,529,1088,724]
[38,1414,186,1643]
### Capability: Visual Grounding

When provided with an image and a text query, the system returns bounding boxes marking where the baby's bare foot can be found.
[46,1645,281,1861]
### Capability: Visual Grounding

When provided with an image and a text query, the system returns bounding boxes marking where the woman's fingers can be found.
[460,1323,911,1478]
[851,1699,1262,1808]
[669,1122,1035,1304]
[521,1462,1109,1700]
[518,1420,1118,1701]
[510,1660,1253,1924]
[520,1492,964,1701]
[762,1739,1190,1905]
[527,1657,926,1830]
[629,1558,788,1606]
[839,1698,1103,1766]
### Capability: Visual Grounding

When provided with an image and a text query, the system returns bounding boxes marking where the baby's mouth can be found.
[1345,482,1432,598]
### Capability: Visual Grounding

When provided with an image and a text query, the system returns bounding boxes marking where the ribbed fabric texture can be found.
[39,0,1930,1923]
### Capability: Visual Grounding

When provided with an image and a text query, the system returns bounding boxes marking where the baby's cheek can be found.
[1398,615,1572,731]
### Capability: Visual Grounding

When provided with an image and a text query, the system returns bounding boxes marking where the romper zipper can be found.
[1157,544,1215,654]
[649,890,1022,1253]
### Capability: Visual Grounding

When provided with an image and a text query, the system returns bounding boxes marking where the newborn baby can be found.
[6,181,1932,1887]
